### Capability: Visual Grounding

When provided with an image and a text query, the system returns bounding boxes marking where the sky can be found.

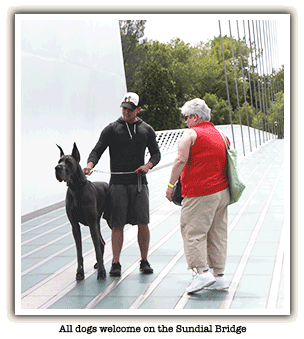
[140,13,290,71]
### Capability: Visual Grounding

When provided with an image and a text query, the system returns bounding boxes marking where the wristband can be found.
[168,183,174,188]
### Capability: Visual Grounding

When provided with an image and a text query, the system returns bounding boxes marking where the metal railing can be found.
[155,129,184,155]
[146,124,276,165]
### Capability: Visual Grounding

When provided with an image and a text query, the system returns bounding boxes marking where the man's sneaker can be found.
[109,261,121,277]
[139,260,153,274]
[186,271,216,294]
[205,275,229,290]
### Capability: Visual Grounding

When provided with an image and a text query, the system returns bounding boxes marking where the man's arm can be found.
[136,126,161,175]
[83,125,111,175]
[147,127,161,168]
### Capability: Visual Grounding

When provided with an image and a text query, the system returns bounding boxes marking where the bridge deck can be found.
[18,139,287,315]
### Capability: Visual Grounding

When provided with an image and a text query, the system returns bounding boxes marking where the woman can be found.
[166,98,230,294]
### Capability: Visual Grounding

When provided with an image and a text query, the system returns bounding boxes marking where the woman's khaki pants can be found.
[180,188,230,275]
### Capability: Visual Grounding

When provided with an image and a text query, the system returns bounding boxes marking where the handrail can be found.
[155,129,185,154]
[145,129,184,161]
[146,125,276,162]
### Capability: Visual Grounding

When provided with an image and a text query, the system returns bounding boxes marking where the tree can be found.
[274,66,284,93]
[137,47,180,130]
[119,20,148,91]
[203,93,231,125]
[119,23,284,131]
[208,35,248,109]
[166,38,199,107]
[269,90,284,138]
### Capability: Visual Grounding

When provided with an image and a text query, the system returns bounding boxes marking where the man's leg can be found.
[108,184,128,276]
[128,184,153,273]
[138,224,150,261]
[109,225,124,277]
[138,224,153,274]
[112,225,124,263]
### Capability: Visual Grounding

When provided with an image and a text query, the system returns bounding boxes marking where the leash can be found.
[90,169,142,192]
[92,170,137,175]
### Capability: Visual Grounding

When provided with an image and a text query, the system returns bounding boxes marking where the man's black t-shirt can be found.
[87,117,161,185]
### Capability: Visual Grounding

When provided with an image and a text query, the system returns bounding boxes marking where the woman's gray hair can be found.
[181,98,211,121]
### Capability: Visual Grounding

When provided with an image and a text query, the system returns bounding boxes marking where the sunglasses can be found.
[184,114,194,122]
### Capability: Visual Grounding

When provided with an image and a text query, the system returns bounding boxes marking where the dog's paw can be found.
[76,273,84,280]
[94,262,98,269]
[76,268,85,280]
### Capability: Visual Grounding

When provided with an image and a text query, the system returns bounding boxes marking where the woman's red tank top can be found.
[180,122,229,197]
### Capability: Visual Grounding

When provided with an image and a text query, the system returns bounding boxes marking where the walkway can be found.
[18,138,287,315]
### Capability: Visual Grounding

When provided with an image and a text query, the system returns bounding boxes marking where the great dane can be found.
[55,143,108,280]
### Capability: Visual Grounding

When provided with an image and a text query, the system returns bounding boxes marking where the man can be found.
[166,98,230,294]
[83,92,161,277]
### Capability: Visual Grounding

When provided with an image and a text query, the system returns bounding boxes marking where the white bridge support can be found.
[17,17,127,216]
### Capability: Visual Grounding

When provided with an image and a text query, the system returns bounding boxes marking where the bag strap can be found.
[218,131,229,151]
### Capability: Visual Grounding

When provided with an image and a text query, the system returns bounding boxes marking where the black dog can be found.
[55,143,109,280]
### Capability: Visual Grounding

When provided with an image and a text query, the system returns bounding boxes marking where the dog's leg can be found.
[94,234,105,269]
[89,224,106,280]
[71,221,85,280]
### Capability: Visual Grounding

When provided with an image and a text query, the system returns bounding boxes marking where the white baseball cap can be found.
[120,92,139,110]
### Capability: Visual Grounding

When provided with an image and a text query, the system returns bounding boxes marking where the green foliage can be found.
[119,20,284,133]
[137,44,180,130]
[270,90,284,138]
[239,102,253,127]
[203,93,231,125]
[119,20,148,91]
[275,66,284,93]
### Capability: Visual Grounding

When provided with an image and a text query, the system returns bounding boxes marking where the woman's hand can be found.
[166,186,174,202]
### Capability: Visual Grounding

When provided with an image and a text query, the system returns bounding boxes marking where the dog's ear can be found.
[56,144,64,157]
[71,142,80,163]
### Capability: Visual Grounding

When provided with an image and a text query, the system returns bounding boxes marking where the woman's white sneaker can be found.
[205,275,229,290]
[186,271,216,294]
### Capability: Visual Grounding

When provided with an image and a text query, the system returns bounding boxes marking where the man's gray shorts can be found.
[104,184,149,228]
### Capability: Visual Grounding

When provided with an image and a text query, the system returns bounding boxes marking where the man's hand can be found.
[135,162,153,175]
[83,162,94,175]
